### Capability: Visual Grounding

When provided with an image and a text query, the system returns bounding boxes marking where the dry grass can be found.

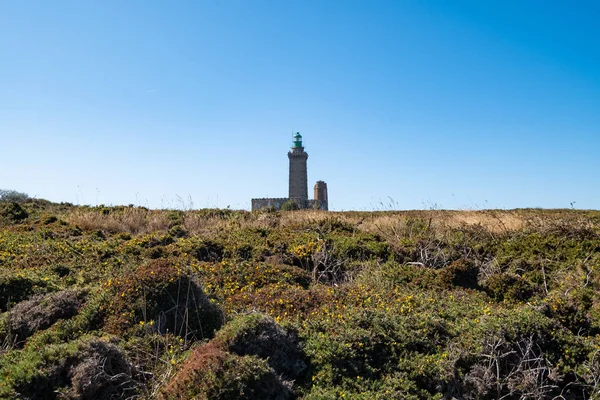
[66,207,600,242]
[67,208,173,234]
[182,213,230,237]
[275,209,526,234]
[359,210,525,235]
[183,211,282,237]
[278,210,331,227]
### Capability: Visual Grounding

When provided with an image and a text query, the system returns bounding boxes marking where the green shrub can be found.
[215,313,306,379]
[314,216,355,233]
[51,264,72,278]
[0,274,51,312]
[438,259,479,289]
[0,339,81,398]
[484,273,534,302]
[168,224,188,238]
[0,336,143,399]
[545,289,597,335]
[116,232,132,241]
[187,239,224,262]
[331,233,390,261]
[282,201,300,211]
[167,210,184,224]
[40,215,58,225]
[0,202,29,223]
[373,261,442,290]
[103,259,224,340]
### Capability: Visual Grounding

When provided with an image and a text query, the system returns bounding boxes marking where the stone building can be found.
[252,133,328,211]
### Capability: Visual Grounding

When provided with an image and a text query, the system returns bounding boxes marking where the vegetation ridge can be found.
[1,195,600,399]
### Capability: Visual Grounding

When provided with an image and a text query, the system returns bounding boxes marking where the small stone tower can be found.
[314,181,328,209]
[288,132,308,202]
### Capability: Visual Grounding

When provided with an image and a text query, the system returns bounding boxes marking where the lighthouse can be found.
[251,132,328,211]
[288,132,309,202]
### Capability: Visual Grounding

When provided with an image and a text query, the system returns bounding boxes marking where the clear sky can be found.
[1,0,599,211]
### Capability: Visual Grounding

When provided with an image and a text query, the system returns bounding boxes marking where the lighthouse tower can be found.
[251,132,328,211]
[288,132,309,202]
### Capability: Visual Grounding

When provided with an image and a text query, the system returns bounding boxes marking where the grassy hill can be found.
[1,198,600,399]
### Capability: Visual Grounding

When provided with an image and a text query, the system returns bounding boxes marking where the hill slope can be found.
[1,201,600,399]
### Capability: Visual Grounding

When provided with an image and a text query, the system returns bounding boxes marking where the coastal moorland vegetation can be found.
[1,191,600,399]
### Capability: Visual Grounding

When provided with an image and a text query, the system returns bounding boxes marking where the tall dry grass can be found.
[275,209,526,237]
[67,208,173,235]
[67,206,600,241]
[183,210,282,237]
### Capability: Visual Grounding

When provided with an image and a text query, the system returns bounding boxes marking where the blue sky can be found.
[1,0,599,210]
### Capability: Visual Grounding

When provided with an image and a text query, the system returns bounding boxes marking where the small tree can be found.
[0,189,29,203]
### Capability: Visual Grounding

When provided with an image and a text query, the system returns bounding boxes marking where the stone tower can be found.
[314,181,328,208]
[251,132,328,211]
[288,132,308,202]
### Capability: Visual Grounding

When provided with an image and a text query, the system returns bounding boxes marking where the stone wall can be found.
[251,197,328,211]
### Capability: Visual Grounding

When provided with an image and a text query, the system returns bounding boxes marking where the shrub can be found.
[438,259,479,289]
[3,289,86,346]
[3,205,600,397]
[461,312,566,399]
[160,343,294,400]
[546,289,596,335]
[235,243,254,261]
[215,313,306,379]
[313,216,355,234]
[103,259,224,340]
[0,202,28,223]
[40,215,58,225]
[66,339,145,400]
[282,201,300,211]
[303,305,449,388]
[186,239,224,262]
[363,261,442,291]
[0,274,50,312]
[168,224,188,238]
[0,340,81,398]
[331,233,390,262]
[0,336,143,399]
[52,264,72,278]
[484,273,534,302]
[462,333,561,399]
